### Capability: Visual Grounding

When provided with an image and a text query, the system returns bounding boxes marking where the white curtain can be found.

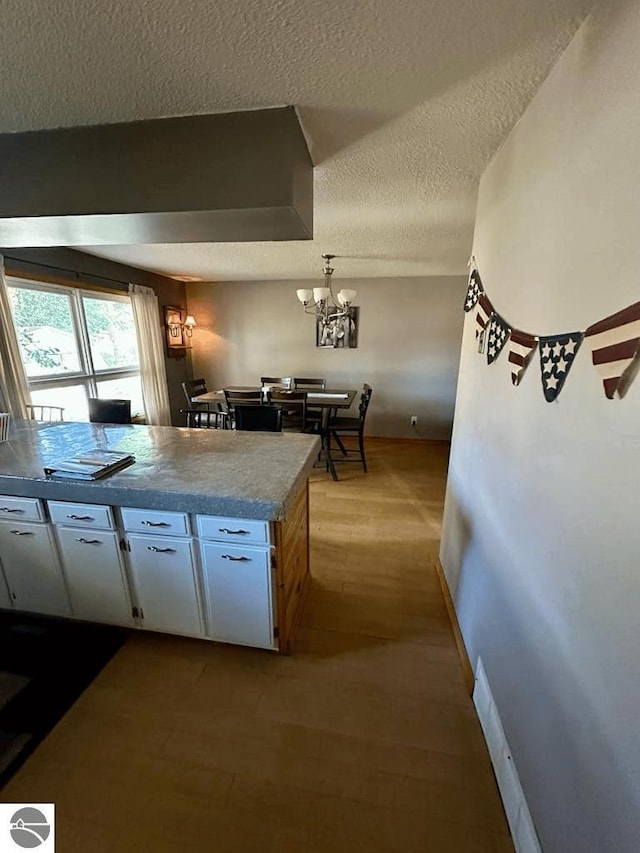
[129,284,172,426]
[0,255,30,419]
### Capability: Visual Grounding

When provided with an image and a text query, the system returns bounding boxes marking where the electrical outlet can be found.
[410,415,418,426]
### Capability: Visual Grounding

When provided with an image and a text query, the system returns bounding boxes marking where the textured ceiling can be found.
[0,0,592,280]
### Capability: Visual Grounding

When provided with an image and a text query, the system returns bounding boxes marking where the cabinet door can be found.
[0,520,71,617]
[201,541,274,649]
[127,534,203,637]
[55,527,134,626]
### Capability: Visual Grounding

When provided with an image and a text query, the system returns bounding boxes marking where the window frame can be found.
[7,276,143,416]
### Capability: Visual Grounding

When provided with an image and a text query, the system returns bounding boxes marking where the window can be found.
[8,278,144,421]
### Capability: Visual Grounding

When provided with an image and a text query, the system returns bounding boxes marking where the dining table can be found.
[191,388,358,480]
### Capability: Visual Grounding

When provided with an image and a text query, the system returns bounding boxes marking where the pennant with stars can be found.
[464,265,483,313]
[508,329,538,386]
[584,300,640,399]
[474,292,493,345]
[538,332,583,402]
[486,314,511,365]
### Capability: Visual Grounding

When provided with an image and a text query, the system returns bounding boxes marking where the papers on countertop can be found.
[44,449,135,481]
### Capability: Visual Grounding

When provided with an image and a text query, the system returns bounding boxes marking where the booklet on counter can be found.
[44,449,135,481]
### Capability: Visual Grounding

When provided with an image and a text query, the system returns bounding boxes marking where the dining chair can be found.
[260,376,292,389]
[293,377,326,390]
[25,404,65,422]
[224,388,266,427]
[182,378,209,407]
[234,405,282,432]
[327,384,373,474]
[88,398,132,424]
[180,408,229,429]
[271,389,307,432]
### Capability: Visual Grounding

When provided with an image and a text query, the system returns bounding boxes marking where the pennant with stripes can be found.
[464,266,483,313]
[539,332,583,402]
[509,329,538,386]
[486,314,511,365]
[474,293,493,354]
[584,300,640,399]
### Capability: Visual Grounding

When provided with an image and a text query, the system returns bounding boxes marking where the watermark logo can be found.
[0,805,54,851]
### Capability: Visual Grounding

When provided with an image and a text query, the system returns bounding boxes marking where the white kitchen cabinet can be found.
[0,519,71,617]
[201,541,275,649]
[54,527,134,627]
[127,533,203,637]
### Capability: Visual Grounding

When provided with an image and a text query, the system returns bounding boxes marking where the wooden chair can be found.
[235,405,282,432]
[327,384,373,475]
[260,376,292,389]
[88,398,131,424]
[271,389,307,432]
[293,377,326,390]
[25,404,65,422]
[182,378,209,407]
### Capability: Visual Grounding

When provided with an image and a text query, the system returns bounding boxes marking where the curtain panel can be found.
[0,255,30,419]
[129,284,171,426]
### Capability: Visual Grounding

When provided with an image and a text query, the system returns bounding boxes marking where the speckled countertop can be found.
[0,422,321,521]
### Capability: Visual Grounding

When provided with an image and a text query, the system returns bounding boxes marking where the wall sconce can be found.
[183,315,197,337]
[164,306,197,355]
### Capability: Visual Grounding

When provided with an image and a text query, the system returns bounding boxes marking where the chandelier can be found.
[296,254,358,322]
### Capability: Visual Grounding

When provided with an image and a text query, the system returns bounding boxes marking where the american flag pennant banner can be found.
[486,314,511,365]
[508,329,538,386]
[475,293,493,338]
[584,300,640,399]
[539,332,584,402]
[464,265,483,313]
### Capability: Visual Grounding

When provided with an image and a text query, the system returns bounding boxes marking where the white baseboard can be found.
[473,657,543,853]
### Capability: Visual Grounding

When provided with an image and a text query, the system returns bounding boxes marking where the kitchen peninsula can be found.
[0,422,321,653]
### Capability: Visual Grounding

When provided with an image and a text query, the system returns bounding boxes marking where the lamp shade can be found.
[313,287,330,303]
[337,289,358,306]
[184,315,197,328]
[296,289,313,305]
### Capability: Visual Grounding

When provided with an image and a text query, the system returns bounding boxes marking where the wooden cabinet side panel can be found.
[274,480,310,654]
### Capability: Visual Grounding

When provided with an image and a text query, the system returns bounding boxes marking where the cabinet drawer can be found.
[48,501,115,530]
[121,508,190,537]
[0,495,44,523]
[196,515,270,545]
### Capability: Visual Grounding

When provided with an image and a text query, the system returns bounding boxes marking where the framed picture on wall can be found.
[316,307,359,348]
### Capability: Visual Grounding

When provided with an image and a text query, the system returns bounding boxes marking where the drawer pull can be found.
[10,529,33,536]
[67,514,94,521]
[219,528,250,535]
[75,537,101,545]
[0,507,23,513]
[147,546,176,553]
[221,554,251,562]
[141,521,170,527]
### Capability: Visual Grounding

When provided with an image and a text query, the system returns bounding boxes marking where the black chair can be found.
[180,408,228,429]
[260,376,292,389]
[88,398,131,424]
[293,377,326,391]
[271,389,307,432]
[25,404,64,422]
[234,405,282,432]
[327,384,373,475]
[223,388,266,428]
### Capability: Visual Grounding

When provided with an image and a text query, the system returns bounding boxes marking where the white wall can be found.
[440,2,640,851]
[186,276,466,439]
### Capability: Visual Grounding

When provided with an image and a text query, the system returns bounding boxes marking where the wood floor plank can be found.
[1,438,513,852]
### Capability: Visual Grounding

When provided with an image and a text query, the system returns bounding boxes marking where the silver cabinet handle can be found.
[219,528,250,535]
[75,537,101,545]
[0,507,23,513]
[147,546,176,553]
[68,514,94,521]
[10,529,33,536]
[221,554,251,561]
[141,521,170,527]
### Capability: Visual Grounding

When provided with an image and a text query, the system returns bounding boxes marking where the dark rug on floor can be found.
[0,612,128,787]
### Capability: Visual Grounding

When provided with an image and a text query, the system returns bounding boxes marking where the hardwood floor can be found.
[1,438,513,852]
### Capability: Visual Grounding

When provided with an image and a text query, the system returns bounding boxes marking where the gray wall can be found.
[186,275,467,439]
[440,2,640,851]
